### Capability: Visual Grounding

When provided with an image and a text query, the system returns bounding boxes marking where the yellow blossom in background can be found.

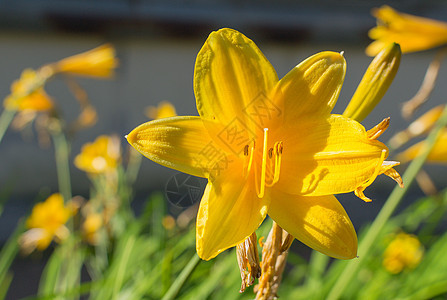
[396,129,447,164]
[3,69,53,111]
[383,232,424,274]
[127,28,403,261]
[74,135,121,174]
[343,43,401,122]
[389,105,445,150]
[21,193,71,252]
[82,213,103,245]
[162,215,176,230]
[51,44,118,78]
[145,101,177,119]
[367,5,447,56]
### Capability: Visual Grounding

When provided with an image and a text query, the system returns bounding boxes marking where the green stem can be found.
[51,125,72,201]
[327,104,447,300]
[0,109,16,145]
[161,254,201,300]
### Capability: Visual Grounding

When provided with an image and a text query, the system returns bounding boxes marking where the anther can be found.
[268,148,273,159]
[276,142,283,154]
[244,145,249,156]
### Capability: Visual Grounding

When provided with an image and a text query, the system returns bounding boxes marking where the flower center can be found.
[244,128,283,198]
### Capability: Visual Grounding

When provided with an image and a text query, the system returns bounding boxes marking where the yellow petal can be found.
[367,5,447,55]
[52,44,118,78]
[74,135,121,174]
[396,129,447,164]
[127,116,236,178]
[196,167,269,260]
[145,101,177,120]
[268,189,357,259]
[343,43,401,122]
[272,51,345,126]
[194,28,278,138]
[3,69,54,111]
[275,114,388,196]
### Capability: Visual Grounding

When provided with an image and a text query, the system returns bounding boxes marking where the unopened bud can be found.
[343,43,401,122]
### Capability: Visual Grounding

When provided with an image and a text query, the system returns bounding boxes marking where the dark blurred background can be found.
[1,0,447,298]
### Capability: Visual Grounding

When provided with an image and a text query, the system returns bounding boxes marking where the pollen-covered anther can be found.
[367,117,390,140]
[380,160,404,188]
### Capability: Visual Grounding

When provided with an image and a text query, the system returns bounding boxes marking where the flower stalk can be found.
[49,121,72,202]
[255,222,291,300]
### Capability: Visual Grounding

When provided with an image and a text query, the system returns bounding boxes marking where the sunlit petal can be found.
[275,114,388,196]
[196,168,269,260]
[271,51,345,126]
[268,190,357,259]
[194,28,278,138]
[127,116,236,178]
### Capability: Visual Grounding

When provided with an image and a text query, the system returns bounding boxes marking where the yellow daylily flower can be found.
[51,44,118,78]
[383,232,423,274]
[396,129,447,164]
[367,5,447,56]
[3,69,53,111]
[74,135,121,174]
[127,28,402,260]
[21,193,71,252]
[343,43,401,122]
[145,101,177,119]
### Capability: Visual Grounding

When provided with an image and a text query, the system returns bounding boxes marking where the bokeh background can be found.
[1,0,447,298]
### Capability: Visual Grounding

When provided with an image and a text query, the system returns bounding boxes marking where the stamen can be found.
[244,142,255,179]
[266,141,283,187]
[367,118,390,140]
[355,149,387,202]
[272,142,283,184]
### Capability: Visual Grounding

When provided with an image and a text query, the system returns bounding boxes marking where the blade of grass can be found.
[161,253,201,300]
[0,109,16,144]
[50,125,72,202]
[0,222,24,300]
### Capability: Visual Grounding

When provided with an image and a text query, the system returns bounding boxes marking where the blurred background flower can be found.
[383,232,424,274]
[19,193,73,254]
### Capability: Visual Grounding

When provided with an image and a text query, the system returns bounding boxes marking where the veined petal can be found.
[271,51,345,126]
[275,114,388,196]
[196,167,269,260]
[194,28,278,138]
[127,116,235,178]
[268,190,357,259]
